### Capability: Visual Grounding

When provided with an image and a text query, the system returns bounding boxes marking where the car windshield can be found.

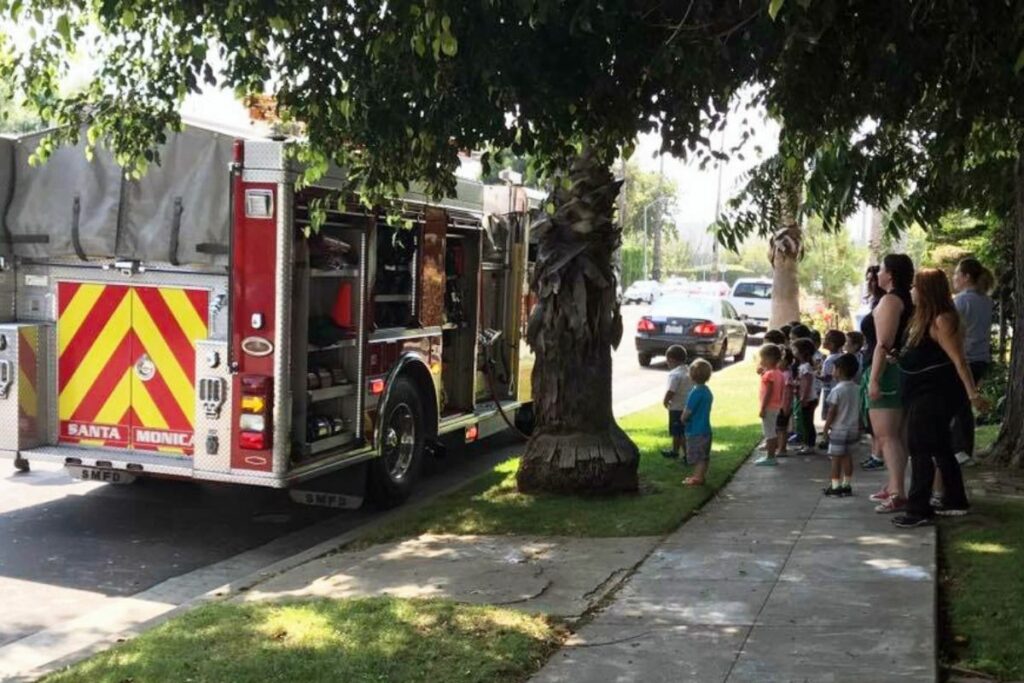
[651,296,718,319]
[734,282,772,298]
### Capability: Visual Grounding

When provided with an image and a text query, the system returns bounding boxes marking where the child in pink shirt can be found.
[756,344,786,466]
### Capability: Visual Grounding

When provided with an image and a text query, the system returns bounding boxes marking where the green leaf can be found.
[122,9,136,27]
[440,33,457,57]
[1015,47,1024,74]
[768,0,785,20]
[56,14,70,43]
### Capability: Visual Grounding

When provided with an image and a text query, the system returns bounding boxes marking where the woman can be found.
[892,269,988,528]
[860,265,888,471]
[862,254,914,513]
[949,258,994,465]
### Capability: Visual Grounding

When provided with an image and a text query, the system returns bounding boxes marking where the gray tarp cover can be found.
[1,125,234,266]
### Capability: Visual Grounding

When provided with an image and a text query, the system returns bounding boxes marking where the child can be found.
[819,330,846,422]
[792,338,819,454]
[775,347,795,457]
[682,359,714,486]
[764,329,787,346]
[755,344,786,466]
[844,330,866,381]
[822,353,862,496]
[662,345,691,459]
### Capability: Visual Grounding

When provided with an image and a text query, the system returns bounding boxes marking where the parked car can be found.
[622,279,661,304]
[635,294,748,369]
[728,277,773,333]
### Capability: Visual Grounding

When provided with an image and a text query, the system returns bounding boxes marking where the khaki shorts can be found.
[685,433,712,465]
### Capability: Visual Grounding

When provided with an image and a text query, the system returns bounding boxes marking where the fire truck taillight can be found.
[240,375,272,450]
[369,378,385,395]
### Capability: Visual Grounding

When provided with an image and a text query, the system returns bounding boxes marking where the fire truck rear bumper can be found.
[8,445,288,488]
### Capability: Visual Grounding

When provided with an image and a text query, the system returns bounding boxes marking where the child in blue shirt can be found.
[682,358,714,486]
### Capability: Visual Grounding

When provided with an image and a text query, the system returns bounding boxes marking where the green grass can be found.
[44,597,561,683]
[975,423,999,453]
[359,359,762,543]
[940,496,1024,681]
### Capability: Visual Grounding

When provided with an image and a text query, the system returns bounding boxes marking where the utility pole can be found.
[652,153,665,281]
[712,132,725,281]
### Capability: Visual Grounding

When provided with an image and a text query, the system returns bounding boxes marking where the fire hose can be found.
[479,329,531,441]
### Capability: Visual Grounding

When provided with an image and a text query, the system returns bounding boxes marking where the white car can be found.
[728,277,773,332]
[622,279,661,304]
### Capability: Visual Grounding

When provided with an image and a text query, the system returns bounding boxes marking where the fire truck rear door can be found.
[128,286,209,455]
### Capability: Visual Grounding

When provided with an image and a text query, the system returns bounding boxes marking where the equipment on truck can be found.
[0,122,538,507]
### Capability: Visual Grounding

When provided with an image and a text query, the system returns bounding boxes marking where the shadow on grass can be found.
[44,597,560,683]
[940,497,1024,681]
[359,406,761,542]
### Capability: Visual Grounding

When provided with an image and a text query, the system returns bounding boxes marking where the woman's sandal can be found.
[683,476,705,486]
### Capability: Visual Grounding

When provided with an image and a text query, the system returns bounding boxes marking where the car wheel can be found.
[367,377,425,508]
[734,339,747,362]
[638,352,652,367]
[710,342,726,371]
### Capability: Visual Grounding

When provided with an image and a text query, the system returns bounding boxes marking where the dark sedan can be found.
[635,295,748,369]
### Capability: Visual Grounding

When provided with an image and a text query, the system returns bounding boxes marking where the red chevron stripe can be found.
[57,282,82,316]
[185,288,208,322]
[133,287,199,385]
[58,285,129,392]
[69,334,132,423]
[129,329,192,431]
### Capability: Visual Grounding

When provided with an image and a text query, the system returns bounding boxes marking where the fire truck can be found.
[0,122,537,507]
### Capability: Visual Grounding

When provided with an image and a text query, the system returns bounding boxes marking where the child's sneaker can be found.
[795,445,815,455]
[823,486,842,497]
[754,456,778,466]
[661,450,679,459]
[839,485,853,497]
[892,514,934,528]
[875,496,907,514]
[861,456,886,471]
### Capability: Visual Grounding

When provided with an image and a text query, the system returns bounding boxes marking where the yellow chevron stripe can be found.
[58,293,132,421]
[93,370,131,426]
[18,368,37,418]
[131,380,186,454]
[159,288,208,343]
[131,290,194,422]
[58,284,104,356]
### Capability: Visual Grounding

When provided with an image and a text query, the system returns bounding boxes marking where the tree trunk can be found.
[988,146,1024,468]
[768,168,802,328]
[517,149,639,494]
[652,220,663,281]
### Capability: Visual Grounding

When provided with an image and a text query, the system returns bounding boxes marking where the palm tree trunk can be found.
[988,145,1024,469]
[516,149,639,494]
[769,167,802,328]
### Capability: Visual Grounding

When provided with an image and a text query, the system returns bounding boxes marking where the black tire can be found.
[710,342,727,370]
[734,339,747,362]
[638,352,652,367]
[367,377,425,508]
[514,403,536,436]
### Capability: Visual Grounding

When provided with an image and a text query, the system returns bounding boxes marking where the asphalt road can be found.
[0,306,677,656]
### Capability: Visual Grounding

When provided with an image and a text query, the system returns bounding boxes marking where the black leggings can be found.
[950,362,989,457]
[801,401,818,448]
[906,392,969,516]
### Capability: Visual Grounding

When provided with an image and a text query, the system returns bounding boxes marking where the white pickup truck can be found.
[728,278,773,333]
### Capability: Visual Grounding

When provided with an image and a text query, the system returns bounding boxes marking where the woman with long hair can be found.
[860,264,888,472]
[862,254,914,513]
[949,258,994,465]
[892,269,988,527]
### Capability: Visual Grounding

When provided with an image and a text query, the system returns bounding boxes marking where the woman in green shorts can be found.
[860,254,915,513]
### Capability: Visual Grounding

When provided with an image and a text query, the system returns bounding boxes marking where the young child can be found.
[792,338,819,454]
[764,329,787,346]
[822,353,862,496]
[775,347,795,457]
[844,330,866,381]
[819,330,846,422]
[755,344,786,466]
[662,345,691,459]
[682,359,714,486]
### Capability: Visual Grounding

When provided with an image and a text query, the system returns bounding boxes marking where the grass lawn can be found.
[359,358,762,543]
[974,423,999,453]
[940,491,1024,680]
[44,597,561,683]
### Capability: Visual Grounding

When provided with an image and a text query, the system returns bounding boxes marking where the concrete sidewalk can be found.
[532,452,936,683]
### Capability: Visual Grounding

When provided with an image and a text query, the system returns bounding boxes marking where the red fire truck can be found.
[0,122,536,507]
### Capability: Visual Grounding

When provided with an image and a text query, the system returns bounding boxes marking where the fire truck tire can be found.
[368,377,425,508]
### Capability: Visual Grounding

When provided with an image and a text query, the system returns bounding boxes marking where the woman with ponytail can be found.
[948,258,994,466]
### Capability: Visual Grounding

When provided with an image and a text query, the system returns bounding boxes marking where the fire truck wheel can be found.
[368,377,425,508]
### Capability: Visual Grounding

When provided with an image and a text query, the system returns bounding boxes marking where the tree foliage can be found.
[798,217,865,319]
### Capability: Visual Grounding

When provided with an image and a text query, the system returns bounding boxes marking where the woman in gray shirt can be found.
[950,257,994,464]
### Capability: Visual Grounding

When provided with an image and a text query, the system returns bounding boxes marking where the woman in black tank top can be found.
[862,254,915,512]
[892,269,988,528]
